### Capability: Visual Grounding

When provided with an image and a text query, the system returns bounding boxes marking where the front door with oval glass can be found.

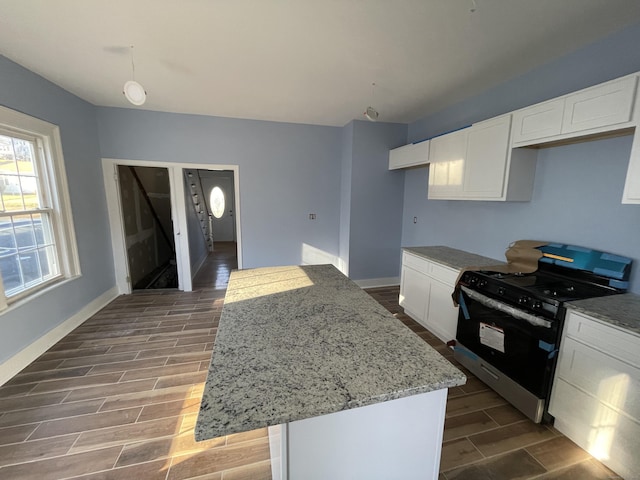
[202,171,235,242]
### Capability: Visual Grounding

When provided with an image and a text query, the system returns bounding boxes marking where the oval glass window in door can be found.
[210,186,225,219]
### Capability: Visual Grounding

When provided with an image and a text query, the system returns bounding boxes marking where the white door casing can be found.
[102,158,242,294]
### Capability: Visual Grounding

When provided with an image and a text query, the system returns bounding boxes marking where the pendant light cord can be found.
[130,45,136,81]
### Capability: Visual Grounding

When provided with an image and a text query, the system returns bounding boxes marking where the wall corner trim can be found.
[353,277,400,289]
[0,286,119,386]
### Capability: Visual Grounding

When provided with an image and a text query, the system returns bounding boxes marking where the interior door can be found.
[201,171,236,242]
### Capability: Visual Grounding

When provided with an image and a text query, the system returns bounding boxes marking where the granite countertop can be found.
[403,245,503,271]
[567,293,640,337]
[195,264,466,441]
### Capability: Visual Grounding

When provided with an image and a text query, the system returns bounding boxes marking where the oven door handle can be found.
[460,286,552,329]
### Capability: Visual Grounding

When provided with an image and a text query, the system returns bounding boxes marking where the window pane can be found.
[0,135,42,211]
[20,251,42,286]
[13,214,36,250]
[210,186,225,219]
[0,253,21,294]
[0,217,17,251]
[38,245,58,279]
[1,174,25,211]
[0,212,58,298]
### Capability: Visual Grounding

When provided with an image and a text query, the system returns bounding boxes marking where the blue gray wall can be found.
[0,56,115,362]
[96,108,343,270]
[346,120,407,280]
[403,22,640,294]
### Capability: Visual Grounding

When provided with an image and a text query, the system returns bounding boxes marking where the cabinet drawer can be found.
[562,75,637,134]
[550,379,640,480]
[402,252,430,274]
[429,262,458,286]
[564,311,640,367]
[555,336,640,420]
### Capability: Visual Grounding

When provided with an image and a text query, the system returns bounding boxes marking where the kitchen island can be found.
[195,264,466,480]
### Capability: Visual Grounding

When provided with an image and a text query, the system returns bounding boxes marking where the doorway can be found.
[186,169,238,288]
[102,158,243,295]
[117,165,177,290]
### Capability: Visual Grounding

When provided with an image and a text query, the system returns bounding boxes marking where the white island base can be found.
[268,388,448,480]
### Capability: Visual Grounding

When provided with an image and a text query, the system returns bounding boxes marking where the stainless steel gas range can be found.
[454,244,632,424]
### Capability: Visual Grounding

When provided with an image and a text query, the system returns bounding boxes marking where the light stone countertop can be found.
[195,264,466,441]
[403,246,503,271]
[405,246,640,337]
[567,293,640,336]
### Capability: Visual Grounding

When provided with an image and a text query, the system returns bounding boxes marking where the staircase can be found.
[184,169,214,252]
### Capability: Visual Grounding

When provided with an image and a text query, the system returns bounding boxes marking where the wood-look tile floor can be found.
[0,251,622,480]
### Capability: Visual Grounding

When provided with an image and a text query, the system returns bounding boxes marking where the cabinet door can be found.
[428,128,468,199]
[425,278,458,344]
[463,115,512,199]
[562,75,637,134]
[511,98,564,145]
[388,141,430,170]
[555,337,640,420]
[550,379,640,480]
[623,129,640,203]
[399,265,430,323]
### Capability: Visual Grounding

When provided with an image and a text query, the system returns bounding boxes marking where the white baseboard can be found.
[0,286,119,386]
[354,277,400,289]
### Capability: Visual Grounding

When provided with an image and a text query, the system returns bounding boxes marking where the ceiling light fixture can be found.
[364,82,379,122]
[123,45,146,106]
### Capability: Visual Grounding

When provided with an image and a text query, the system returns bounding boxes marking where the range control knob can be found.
[497,287,506,296]
[477,280,488,288]
[518,296,530,305]
[532,301,543,309]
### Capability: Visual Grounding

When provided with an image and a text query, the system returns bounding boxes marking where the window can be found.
[209,186,225,219]
[0,106,80,309]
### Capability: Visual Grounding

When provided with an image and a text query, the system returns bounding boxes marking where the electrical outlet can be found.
[413,216,417,224]
[309,213,316,220]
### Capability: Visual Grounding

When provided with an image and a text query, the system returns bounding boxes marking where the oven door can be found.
[456,287,559,399]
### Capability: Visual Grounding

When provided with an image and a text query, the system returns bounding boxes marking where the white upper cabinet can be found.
[512,74,639,147]
[388,140,430,170]
[562,75,637,134]
[390,71,640,204]
[463,115,512,198]
[511,98,564,144]
[428,115,537,201]
[428,128,468,198]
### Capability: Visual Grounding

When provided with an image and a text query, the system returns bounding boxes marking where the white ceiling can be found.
[1,0,640,127]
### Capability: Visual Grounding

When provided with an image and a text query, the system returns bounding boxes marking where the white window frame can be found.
[0,105,80,310]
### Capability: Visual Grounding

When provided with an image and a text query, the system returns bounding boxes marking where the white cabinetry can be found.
[388,141,430,170]
[511,98,564,144]
[428,128,468,199]
[512,75,638,147]
[463,115,512,198]
[399,251,459,343]
[549,310,640,479]
[428,116,537,201]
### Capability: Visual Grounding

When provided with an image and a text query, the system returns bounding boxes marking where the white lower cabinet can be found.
[549,310,640,479]
[399,252,459,343]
